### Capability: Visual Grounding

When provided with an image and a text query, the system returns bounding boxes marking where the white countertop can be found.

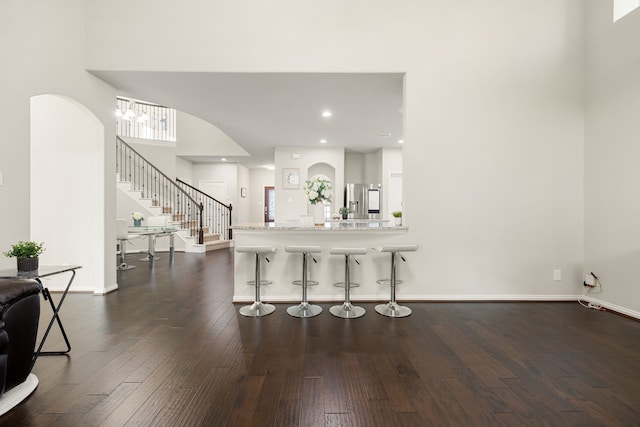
[232,221,407,232]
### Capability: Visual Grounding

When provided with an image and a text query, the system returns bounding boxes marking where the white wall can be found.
[123,137,177,179]
[1,0,116,293]
[193,163,238,224]
[86,0,586,301]
[364,151,382,184]
[345,153,365,184]
[31,95,105,292]
[236,164,251,224]
[381,148,403,220]
[176,110,249,157]
[249,169,275,223]
[176,157,194,183]
[584,2,640,315]
[274,146,345,222]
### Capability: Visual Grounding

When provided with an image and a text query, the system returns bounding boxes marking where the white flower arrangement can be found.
[304,177,332,205]
[131,212,144,221]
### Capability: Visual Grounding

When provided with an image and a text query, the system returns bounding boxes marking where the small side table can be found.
[0,265,81,366]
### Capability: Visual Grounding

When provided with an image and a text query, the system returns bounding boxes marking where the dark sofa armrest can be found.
[0,320,8,398]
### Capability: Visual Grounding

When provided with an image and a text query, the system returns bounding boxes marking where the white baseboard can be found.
[231,294,640,320]
[583,296,640,320]
[94,282,119,295]
[232,294,581,303]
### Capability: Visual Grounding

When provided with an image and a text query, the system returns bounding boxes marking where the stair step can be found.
[203,233,220,242]
[189,227,210,236]
[204,240,231,252]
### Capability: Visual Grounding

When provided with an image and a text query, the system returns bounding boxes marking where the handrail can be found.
[116,137,205,244]
[176,179,231,209]
[176,178,233,240]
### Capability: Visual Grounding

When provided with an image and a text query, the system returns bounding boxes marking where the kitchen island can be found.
[232,222,416,304]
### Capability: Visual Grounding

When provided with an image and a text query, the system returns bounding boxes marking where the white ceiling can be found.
[92,71,404,169]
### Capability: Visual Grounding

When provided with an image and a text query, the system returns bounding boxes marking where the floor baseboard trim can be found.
[232,294,581,304]
[583,296,640,320]
[94,283,119,295]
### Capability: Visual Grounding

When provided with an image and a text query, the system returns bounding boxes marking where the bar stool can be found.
[329,247,367,319]
[236,246,277,317]
[285,246,322,318]
[116,219,141,270]
[375,245,418,318]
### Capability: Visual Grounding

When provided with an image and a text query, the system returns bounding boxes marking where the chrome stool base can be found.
[330,302,366,319]
[117,263,136,271]
[287,303,322,318]
[236,246,277,317]
[246,280,273,286]
[239,301,276,317]
[376,279,403,285]
[332,282,360,288]
[375,302,412,318]
[292,279,318,286]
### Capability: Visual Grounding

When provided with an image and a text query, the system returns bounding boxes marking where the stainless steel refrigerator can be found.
[344,183,382,219]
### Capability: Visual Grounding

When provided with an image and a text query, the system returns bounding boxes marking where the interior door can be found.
[199,180,226,203]
[199,180,227,229]
[264,186,275,222]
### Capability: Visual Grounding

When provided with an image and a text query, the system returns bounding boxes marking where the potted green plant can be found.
[339,206,350,220]
[3,240,45,272]
[392,211,402,226]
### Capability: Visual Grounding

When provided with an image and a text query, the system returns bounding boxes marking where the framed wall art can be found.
[282,168,299,189]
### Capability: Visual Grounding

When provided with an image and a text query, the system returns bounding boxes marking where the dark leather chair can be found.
[0,278,41,399]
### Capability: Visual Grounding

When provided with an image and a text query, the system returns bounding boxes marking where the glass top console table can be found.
[127,225,178,263]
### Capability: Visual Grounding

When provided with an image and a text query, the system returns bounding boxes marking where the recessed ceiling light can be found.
[320,139,327,144]
[221,158,227,162]
[264,165,275,170]
[398,139,404,144]
[322,111,332,118]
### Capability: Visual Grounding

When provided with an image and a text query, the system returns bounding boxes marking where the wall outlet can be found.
[553,269,562,281]
[585,273,595,287]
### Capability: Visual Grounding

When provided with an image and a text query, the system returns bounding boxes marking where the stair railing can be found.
[176,178,233,240]
[116,137,205,244]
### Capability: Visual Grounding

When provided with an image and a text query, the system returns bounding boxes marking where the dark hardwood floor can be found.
[2,249,640,426]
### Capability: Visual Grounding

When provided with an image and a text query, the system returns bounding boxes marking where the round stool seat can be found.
[285,245,322,254]
[378,244,418,253]
[329,247,367,256]
[236,246,277,254]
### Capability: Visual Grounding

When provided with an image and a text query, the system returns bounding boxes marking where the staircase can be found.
[116,137,232,253]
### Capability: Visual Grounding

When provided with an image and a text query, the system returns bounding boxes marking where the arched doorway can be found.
[30,94,106,293]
